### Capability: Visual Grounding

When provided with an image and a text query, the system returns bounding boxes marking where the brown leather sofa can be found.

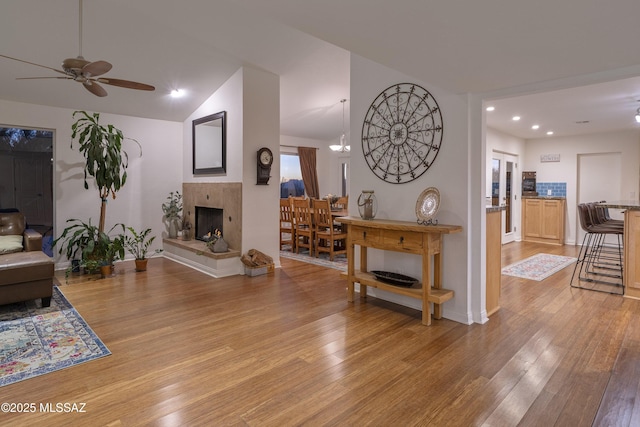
[0,212,54,307]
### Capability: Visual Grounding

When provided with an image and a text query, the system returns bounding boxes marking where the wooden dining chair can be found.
[312,198,347,261]
[292,198,314,256]
[333,195,348,210]
[279,198,295,251]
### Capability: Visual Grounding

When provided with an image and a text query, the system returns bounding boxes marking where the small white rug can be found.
[501,253,577,281]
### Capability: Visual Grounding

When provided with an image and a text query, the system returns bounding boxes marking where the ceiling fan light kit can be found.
[0,0,154,97]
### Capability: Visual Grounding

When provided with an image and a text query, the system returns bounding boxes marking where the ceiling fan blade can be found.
[83,80,108,97]
[96,77,155,91]
[82,60,112,77]
[0,54,68,76]
[16,76,73,80]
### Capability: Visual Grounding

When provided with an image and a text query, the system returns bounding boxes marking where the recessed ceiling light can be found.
[546,131,554,135]
[485,106,495,112]
[531,124,540,130]
[512,116,521,121]
[170,89,185,98]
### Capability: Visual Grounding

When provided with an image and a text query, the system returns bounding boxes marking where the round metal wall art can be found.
[361,83,444,184]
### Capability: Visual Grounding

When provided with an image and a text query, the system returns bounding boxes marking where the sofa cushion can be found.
[0,235,23,254]
[0,251,54,286]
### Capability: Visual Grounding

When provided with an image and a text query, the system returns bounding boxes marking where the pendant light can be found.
[330,99,350,152]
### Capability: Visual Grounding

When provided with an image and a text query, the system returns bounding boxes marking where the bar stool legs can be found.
[570,203,624,294]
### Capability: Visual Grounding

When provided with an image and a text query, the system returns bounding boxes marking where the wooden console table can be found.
[338,216,462,325]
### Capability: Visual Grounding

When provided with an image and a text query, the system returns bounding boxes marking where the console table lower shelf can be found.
[340,270,454,309]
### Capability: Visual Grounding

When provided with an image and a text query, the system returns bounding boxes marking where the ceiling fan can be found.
[0,0,154,97]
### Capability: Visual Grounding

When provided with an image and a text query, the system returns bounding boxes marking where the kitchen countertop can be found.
[597,200,640,210]
[521,196,566,200]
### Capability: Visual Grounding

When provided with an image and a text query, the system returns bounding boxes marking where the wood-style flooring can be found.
[1,241,639,426]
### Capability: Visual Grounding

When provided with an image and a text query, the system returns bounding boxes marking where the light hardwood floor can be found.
[1,241,639,426]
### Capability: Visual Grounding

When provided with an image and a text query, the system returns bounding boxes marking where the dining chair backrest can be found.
[333,196,348,210]
[280,198,294,224]
[292,198,312,228]
[312,198,333,230]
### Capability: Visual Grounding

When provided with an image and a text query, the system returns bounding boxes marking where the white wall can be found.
[524,129,640,245]
[350,54,472,324]
[241,66,280,265]
[0,99,183,268]
[184,68,244,184]
[182,66,281,265]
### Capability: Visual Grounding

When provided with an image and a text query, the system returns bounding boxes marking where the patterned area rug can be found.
[0,287,110,387]
[280,250,347,271]
[502,253,577,281]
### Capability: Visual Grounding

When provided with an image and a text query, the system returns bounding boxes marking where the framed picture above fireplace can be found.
[193,111,226,175]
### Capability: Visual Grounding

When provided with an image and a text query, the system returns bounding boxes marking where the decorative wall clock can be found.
[361,83,444,184]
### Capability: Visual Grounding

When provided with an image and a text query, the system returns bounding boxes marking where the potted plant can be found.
[53,219,124,277]
[71,110,141,233]
[122,226,162,271]
[95,230,125,277]
[162,191,182,238]
[53,218,101,265]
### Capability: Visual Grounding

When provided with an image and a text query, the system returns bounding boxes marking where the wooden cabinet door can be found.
[541,200,562,240]
[523,199,542,238]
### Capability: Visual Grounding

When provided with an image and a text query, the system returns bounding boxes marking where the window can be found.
[280,153,305,197]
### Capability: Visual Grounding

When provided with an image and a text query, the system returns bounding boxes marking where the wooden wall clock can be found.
[361,83,444,184]
[256,147,273,185]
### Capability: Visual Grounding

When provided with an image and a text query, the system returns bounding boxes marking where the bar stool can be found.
[570,203,623,293]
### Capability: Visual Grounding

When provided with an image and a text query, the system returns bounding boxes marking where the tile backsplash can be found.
[536,182,566,197]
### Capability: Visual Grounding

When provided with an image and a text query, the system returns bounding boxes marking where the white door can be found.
[577,153,622,245]
[492,152,518,244]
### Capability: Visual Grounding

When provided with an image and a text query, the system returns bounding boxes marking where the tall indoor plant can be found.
[71,110,141,233]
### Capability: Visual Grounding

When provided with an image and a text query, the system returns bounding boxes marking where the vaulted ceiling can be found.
[2,0,640,142]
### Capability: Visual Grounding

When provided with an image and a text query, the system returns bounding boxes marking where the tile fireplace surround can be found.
[162,182,243,277]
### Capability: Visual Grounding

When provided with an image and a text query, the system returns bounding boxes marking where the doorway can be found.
[577,152,622,245]
[492,152,518,244]
[0,126,54,254]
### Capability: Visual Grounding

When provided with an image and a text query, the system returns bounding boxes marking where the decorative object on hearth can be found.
[330,99,350,152]
[415,187,440,225]
[181,214,192,241]
[162,191,182,238]
[0,0,155,97]
[205,229,228,253]
[370,270,419,287]
[0,287,111,387]
[362,83,443,184]
[357,190,377,220]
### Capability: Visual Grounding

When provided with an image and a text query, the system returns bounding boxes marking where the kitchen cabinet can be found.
[522,198,565,245]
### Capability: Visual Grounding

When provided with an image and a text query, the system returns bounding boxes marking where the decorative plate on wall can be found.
[415,187,440,225]
[361,83,444,184]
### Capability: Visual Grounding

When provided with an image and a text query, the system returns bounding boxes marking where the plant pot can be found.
[168,220,179,238]
[100,264,113,278]
[135,258,148,272]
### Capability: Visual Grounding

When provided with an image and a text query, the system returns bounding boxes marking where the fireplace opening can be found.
[195,206,223,241]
